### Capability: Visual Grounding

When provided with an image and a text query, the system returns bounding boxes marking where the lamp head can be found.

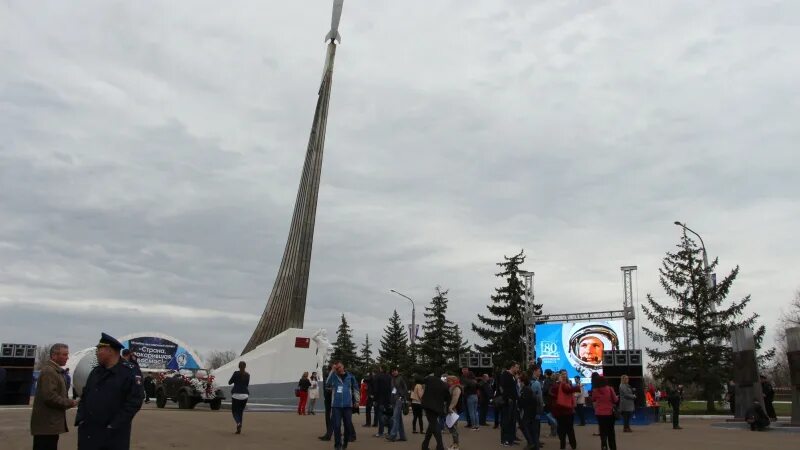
[674,221,683,226]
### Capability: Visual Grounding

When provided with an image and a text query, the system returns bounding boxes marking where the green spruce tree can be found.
[419,286,469,375]
[642,233,773,412]
[378,310,409,373]
[418,287,460,375]
[358,334,375,375]
[446,324,471,374]
[331,314,358,370]
[472,250,528,369]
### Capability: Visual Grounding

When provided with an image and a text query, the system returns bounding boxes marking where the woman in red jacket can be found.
[550,370,582,450]
[591,376,619,450]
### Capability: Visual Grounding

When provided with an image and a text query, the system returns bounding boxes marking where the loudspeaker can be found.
[602,365,628,377]
[469,355,480,367]
[0,367,34,405]
[628,350,642,366]
[603,351,615,366]
[614,351,628,366]
[480,354,493,368]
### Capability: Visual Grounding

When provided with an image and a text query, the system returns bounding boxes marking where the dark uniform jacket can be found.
[76,360,143,450]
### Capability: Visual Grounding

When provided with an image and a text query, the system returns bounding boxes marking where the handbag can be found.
[493,394,506,409]
[555,385,574,409]
[612,406,622,420]
[294,388,301,397]
[402,398,410,416]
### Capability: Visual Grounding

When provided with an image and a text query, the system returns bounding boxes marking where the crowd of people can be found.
[311,359,695,450]
[24,334,783,450]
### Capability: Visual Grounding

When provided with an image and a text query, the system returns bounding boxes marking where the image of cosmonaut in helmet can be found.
[565,323,621,377]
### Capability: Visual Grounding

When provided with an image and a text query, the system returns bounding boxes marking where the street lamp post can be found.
[674,221,714,290]
[390,289,416,346]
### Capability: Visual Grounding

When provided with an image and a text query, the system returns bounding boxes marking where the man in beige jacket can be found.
[31,343,77,450]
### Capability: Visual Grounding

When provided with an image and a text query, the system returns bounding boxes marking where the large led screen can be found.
[536,321,625,383]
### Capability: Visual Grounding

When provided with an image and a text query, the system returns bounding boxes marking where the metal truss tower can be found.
[621,265,638,350]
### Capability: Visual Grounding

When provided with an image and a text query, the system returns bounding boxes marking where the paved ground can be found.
[1,403,795,450]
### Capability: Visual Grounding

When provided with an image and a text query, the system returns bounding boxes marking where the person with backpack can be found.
[444,376,463,450]
[386,367,408,442]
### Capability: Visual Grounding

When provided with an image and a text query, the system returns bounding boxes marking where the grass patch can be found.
[668,401,791,416]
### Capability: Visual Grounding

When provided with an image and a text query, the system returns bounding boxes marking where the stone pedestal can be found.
[731,328,763,419]
[787,327,800,425]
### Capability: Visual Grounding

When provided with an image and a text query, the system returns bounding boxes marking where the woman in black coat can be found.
[228,361,250,434]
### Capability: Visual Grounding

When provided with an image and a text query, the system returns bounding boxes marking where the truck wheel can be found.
[210,398,222,410]
[156,390,167,408]
[178,391,191,409]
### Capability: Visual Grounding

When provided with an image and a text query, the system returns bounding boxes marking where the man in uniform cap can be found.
[75,333,143,450]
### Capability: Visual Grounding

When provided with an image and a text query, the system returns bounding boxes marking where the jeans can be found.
[411,403,424,432]
[520,412,540,450]
[671,401,680,428]
[555,413,576,449]
[466,394,479,427]
[575,404,586,425]
[32,435,59,450]
[597,415,617,450]
[422,408,445,450]
[323,393,333,437]
[622,411,632,429]
[331,406,354,448]
[478,398,489,425]
[231,398,247,425]
[545,412,557,435]
[389,398,406,440]
[365,398,374,425]
[446,416,459,446]
[501,400,517,444]
[376,401,388,435]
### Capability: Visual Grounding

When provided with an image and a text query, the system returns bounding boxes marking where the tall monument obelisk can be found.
[242,0,345,355]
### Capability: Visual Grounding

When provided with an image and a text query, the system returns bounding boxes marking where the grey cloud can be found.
[1,1,797,360]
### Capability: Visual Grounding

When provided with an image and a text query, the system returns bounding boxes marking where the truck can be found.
[153,369,224,410]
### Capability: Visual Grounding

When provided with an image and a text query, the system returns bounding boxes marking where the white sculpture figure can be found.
[311,329,331,372]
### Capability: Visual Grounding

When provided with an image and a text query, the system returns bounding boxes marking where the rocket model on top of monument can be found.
[241,0,345,355]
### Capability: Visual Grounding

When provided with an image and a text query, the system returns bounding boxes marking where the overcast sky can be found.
[1,1,798,363]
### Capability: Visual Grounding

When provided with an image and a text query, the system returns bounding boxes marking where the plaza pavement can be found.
[1,403,795,450]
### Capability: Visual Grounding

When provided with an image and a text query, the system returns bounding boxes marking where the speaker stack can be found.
[0,343,37,405]
[601,349,645,407]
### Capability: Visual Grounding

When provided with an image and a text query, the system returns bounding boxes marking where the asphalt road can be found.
[1,403,795,450]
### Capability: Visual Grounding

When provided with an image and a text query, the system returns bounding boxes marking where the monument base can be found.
[212,328,329,407]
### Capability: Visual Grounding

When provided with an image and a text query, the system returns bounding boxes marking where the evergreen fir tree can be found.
[418,287,464,375]
[642,233,774,412]
[378,310,409,373]
[446,324,471,374]
[472,250,529,370]
[330,314,358,370]
[358,334,375,374]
